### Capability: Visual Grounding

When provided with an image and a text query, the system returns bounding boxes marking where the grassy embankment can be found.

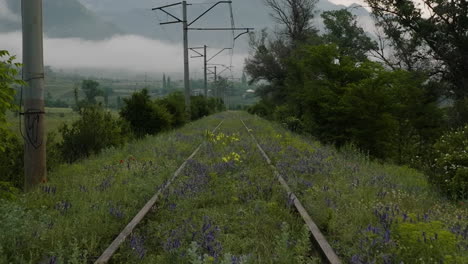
[1,111,466,263]
[243,113,467,263]
[0,113,223,263]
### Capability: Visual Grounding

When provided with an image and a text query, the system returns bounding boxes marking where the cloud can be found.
[0,0,20,22]
[0,32,247,77]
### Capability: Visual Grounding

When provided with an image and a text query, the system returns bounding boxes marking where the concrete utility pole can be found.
[22,0,47,190]
[182,1,190,111]
[214,66,218,98]
[204,45,207,97]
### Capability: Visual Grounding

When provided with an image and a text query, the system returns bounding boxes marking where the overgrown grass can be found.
[0,114,223,263]
[113,112,320,263]
[242,113,467,263]
[2,111,466,263]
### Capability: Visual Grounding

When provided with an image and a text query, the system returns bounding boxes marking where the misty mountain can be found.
[76,0,373,48]
[0,0,373,47]
[0,0,122,40]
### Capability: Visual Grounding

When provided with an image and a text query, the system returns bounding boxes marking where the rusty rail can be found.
[241,119,341,264]
[95,120,224,263]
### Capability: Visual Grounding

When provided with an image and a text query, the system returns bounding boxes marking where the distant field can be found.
[6,107,79,138]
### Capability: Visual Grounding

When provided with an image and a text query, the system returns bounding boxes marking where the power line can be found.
[152,0,254,109]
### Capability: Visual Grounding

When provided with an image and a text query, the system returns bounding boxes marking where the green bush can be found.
[157,92,187,127]
[0,129,23,188]
[59,106,131,163]
[120,89,173,138]
[393,220,465,263]
[273,105,303,132]
[191,96,212,121]
[431,125,468,199]
[247,99,273,118]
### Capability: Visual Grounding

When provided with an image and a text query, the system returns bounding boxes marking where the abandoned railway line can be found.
[95,113,340,263]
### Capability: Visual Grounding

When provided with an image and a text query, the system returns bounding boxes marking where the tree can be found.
[0,50,24,191]
[283,44,443,161]
[163,73,167,90]
[0,50,23,151]
[116,96,122,109]
[244,30,290,103]
[120,89,173,138]
[321,9,377,61]
[102,87,113,108]
[365,0,468,101]
[81,80,103,104]
[264,0,318,43]
[167,76,173,89]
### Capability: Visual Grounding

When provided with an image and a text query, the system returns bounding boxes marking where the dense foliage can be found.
[246,1,466,199]
[0,115,224,263]
[120,89,224,138]
[431,125,468,199]
[59,106,131,163]
[244,113,467,263]
[120,89,173,138]
[0,50,24,194]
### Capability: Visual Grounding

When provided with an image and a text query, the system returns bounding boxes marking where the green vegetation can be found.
[242,113,467,263]
[431,125,468,199]
[1,111,465,263]
[120,89,173,138]
[114,113,320,263]
[58,106,131,163]
[0,50,24,191]
[246,1,467,200]
[0,114,223,263]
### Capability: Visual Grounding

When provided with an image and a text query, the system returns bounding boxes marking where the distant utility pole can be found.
[190,46,232,98]
[204,45,207,97]
[207,66,218,98]
[22,0,47,190]
[152,1,253,112]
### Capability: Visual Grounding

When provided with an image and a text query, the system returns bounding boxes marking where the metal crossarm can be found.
[188,1,232,27]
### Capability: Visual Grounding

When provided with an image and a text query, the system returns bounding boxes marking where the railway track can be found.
[95,120,224,263]
[241,119,341,264]
[95,114,340,263]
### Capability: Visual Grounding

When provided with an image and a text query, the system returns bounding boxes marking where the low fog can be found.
[0,31,247,78]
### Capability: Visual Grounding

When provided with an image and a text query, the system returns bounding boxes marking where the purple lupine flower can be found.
[129,233,147,259]
[54,201,72,214]
[109,205,125,219]
[42,186,57,195]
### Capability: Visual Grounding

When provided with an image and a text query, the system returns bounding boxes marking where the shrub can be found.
[191,96,212,121]
[0,130,23,188]
[247,100,273,118]
[393,220,465,263]
[431,125,468,199]
[120,89,173,138]
[157,92,187,127]
[0,181,19,200]
[273,105,303,132]
[59,106,130,163]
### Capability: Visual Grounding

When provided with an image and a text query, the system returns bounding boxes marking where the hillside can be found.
[1,0,122,40]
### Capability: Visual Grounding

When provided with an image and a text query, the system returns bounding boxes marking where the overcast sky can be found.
[0,31,247,78]
[329,0,366,6]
